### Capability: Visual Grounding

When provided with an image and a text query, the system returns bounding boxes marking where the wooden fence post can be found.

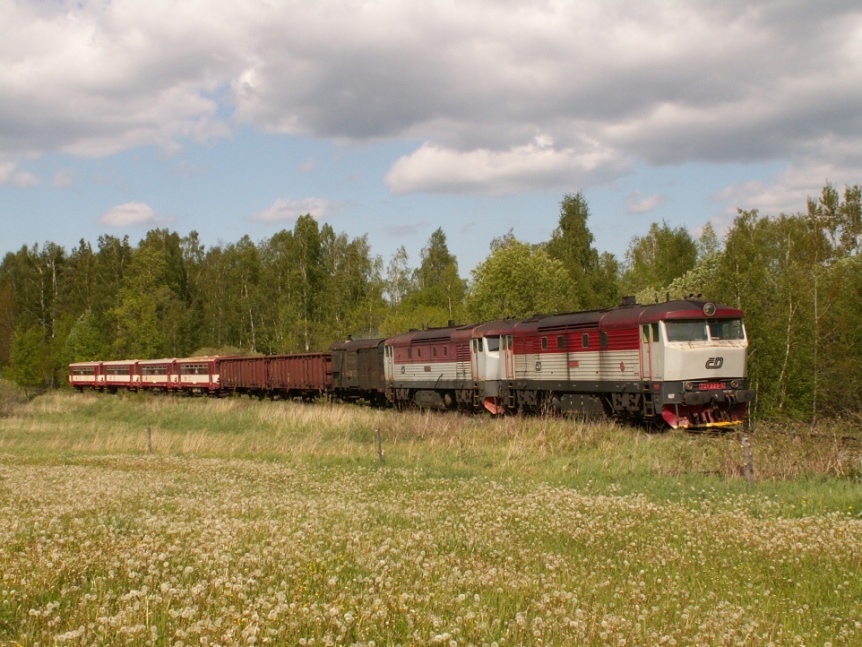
[742,434,754,482]
[147,426,153,454]
[376,428,384,464]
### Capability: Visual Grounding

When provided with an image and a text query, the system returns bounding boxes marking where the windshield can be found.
[665,321,708,342]
[664,319,745,342]
[708,319,745,340]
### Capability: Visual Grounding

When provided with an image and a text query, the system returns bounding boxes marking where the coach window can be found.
[582,333,590,349]
[541,337,548,350]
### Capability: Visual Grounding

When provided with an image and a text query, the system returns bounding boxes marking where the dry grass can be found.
[1,392,860,486]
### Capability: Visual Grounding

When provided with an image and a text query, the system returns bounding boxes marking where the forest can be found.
[1,182,860,422]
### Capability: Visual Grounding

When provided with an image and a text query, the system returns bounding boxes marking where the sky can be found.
[2,0,861,277]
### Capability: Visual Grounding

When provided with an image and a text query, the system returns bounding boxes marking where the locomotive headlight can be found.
[684,382,693,391]
[731,380,739,389]
[703,302,716,316]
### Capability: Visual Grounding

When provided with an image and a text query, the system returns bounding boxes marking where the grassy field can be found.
[1,388,860,645]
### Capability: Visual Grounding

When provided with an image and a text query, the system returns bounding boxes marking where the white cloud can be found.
[53,169,74,188]
[0,163,38,187]
[1,0,861,200]
[98,202,161,227]
[625,191,667,215]
[714,162,862,219]
[251,197,329,223]
[386,136,625,196]
[0,0,239,159]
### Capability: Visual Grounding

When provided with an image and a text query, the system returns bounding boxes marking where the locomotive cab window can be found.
[665,320,708,342]
[486,336,500,352]
[708,319,745,340]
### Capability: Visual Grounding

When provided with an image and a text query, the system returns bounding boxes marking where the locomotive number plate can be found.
[699,382,726,391]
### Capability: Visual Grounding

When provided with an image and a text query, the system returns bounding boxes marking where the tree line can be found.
[2,184,860,420]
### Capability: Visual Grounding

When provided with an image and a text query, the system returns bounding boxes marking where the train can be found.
[69,297,755,430]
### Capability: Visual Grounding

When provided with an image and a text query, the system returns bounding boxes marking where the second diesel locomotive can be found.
[69,298,755,430]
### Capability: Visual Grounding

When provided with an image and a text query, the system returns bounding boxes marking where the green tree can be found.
[65,309,108,363]
[110,244,186,358]
[409,228,467,319]
[466,234,576,321]
[0,282,16,366]
[545,192,618,309]
[6,325,51,396]
[819,255,862,414]
[384,246,411,311]
[636,224,724,305]
[713,210,814,417]
[381,229,468,333]
[622,221,698,295]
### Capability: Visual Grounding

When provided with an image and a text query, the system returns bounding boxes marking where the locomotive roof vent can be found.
[620,295,637,307]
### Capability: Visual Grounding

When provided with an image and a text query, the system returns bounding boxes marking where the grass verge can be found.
[0,391,859,645]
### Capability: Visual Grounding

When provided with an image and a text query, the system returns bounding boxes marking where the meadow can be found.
[0,388,860,645]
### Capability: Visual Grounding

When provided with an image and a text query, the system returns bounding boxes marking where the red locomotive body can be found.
[384,323,478,410]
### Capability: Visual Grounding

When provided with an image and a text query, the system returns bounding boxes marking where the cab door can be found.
[639,322,664,380]
[470,338,484,381]
[502,335,514,379]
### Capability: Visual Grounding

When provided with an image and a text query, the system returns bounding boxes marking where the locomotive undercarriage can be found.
[388,376,752,431]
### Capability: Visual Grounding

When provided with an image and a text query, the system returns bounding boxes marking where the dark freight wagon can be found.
[330,338,387,405]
